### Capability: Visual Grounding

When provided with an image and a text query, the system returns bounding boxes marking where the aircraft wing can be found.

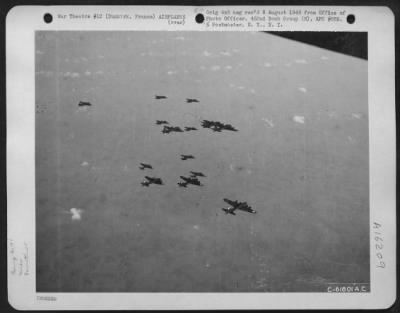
[237,203,256,213]
[223,198,239,207]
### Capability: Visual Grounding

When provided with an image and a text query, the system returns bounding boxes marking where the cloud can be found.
[293,116,305,124]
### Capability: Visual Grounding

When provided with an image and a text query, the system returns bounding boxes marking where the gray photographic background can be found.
[35,31,369,292]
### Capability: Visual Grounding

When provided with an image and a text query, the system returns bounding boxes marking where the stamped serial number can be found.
[373,222,385,269]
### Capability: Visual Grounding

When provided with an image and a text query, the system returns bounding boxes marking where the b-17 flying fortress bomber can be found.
[78,101,92,107]
[180,154,195,160]
[156,120,169,125]
[141,176,164,187]
[154,95,168,100]
[162,125,184,134]
[186,98,200,103]
[222,198,256,215]
[139,163,153,170]
[178,175,203,187]
[201,120,238,132]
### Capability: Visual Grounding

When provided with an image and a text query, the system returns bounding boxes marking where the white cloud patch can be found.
[293,116,305,124]
[327,112,338,118]
[70,208,83,221]
[220,51,232,56]
[295,59,307,64]
[210,65,221,71]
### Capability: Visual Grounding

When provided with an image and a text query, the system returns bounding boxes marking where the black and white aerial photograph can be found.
[35,31,369,292]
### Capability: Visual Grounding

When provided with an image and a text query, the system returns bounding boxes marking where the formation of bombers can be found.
[76,96,254,215]
[138,95,255,216]
[74,95,254,216]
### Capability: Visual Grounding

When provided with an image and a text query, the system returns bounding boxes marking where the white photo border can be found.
[6,5,396,310]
